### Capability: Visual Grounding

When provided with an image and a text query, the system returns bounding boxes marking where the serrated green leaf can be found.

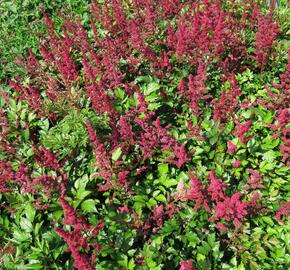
[112,147,122,162]
[13,229,30,242]
[25,203,36,222]
[158,163,168,175]
[81,199,97,213]
[144,82,160,96]
[163,178,178,187]
[155,194,166,202]
[20,218,33,233]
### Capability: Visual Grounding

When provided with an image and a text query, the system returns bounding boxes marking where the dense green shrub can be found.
[0,1,289,269]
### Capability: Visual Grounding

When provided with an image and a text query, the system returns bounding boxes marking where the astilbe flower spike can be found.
[177,61,207,115]
[0,161,14,193]
[59,197,85,226]
[185,173,210,212]
[232,160,241,167]
[213,73,241,121]
[179,259,195,270]
[227,141,238,153]
[236,120,252,144]
[252,8,279,69]
[275,201,290,222]
[244,169,264,190]
[55,227,93,270]
[207,170,227,202]
[209,192,248,231]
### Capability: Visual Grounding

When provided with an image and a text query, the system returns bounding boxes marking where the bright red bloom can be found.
[185,174,210,212]
[209,192,248,230]
[208,170,227,202]
[55,227,93,270]
[244,170,264,190]
[236,120,252,143]
[179,259,195,270]
[178,61,207,115]
[227,141,238,153]
[276,201,290,222]
[253,9,279,68]
[232,160,241,167]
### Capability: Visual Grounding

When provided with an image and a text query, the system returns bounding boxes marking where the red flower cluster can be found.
[179,259,195,270]
[178,170,252,232]
[252,8,279,69]
[209,192,248,231]
[276,201,290,222]
[1,1,287,268]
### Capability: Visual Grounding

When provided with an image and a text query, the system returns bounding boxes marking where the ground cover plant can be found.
[0,0,290,269]
[0,0,91,82]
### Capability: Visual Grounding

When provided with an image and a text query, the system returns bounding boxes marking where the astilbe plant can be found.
[178,171,255,233]
[262,47,290,165]
[9,0,269,120]
[212,73,241,122]
[252,7,280,70]
[1,1,289,269]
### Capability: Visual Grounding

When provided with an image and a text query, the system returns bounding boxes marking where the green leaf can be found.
[34,221,43,236]
[147,198,157,208]
[134,195,147,203]
[260,161,275,172]
[148,103,161,110]
[13,229,30,243]
[153,190,161,197]
[118,254,128,268]
[198,242,211,255]
[26,148,34,157]
[197,253,206,262]
[10,99,17,110]
[52,210,63,220]
[261,216,274,226]
[115,88,125,100]
[112,147,122,162]
[133,202,144,216]
[144,82,160,96]
[128,258,135,270]
[25,203,36,222]
[76,190,91,202]
[262,150,279,162]
[163,178,178,188]
[237,263,246,270]
[25,263,43,270]
[158,163,168,175]
[74,174,89,191]
[20,218,33,233]
[20,109,27,120]
[261,136,280,150]
[81,199,97,213]
[186,231,199,247]
[155,194,166,202]
[7,111,17,121]
[160,219,179,234]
